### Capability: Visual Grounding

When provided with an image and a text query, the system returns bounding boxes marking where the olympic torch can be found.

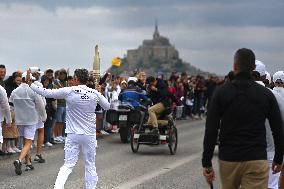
[92,45,100,84]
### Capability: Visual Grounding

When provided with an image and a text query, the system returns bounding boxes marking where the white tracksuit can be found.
[30,83,110,189]
[0,85,12,143]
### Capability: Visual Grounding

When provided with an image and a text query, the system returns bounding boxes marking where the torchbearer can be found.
[27,68,110,189]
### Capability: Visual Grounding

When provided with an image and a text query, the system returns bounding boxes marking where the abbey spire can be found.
[153,20,160,39]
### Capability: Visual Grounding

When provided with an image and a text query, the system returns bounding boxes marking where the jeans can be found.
[44,117,53,143]
[56,106,66,137]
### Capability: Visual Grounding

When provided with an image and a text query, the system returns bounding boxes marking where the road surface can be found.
[0,120,220,189]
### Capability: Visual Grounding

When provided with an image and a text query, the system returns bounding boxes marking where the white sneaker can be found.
[54,137,64,143]
[101,131,109,135]
[12,147,21,153]
[57,136,65,142]
[7,147,16,153]
[111,129,119,133]
[45,142,53,147]
[193,115,199,119]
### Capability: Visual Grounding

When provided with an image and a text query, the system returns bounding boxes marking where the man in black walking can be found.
[202,48,284,189]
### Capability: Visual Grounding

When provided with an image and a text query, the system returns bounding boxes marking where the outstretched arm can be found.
[30,83,71,99]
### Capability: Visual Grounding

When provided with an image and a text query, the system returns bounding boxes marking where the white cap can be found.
[265,71,271,84]
[127,77,137,83]
[22,72,36,80]
[38,71,44,75]
[29,67,40,74]
[273,71,284,83]
[254,60,266,76]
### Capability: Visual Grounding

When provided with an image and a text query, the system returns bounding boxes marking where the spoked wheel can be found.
[168,126,178,155]
[130,127,140,153]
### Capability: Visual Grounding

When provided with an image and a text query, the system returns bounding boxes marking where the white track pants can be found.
[268,152,280,189]
[54,134,98,189]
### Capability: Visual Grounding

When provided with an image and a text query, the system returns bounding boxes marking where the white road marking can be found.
[114,152,200,189]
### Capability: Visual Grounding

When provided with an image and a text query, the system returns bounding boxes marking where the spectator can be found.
[32,80,48,163]
[192,75,206,119]
[4,71,22,97]
[137,71,147,91]
[205,76,217,110]
[106,79,120,110]
[0,84,12,156]
[10,72,46,175]
[224,71,235,83]
[114,76,121,94]
[2,72,22,154]
[0,64,7,87]
[53,69,68,142]
[67,76,74,86]
[44,69,54,88]
[202,48,284,188]
[175,81,184,119]
[30,68,48,163]
[120,80,127,90]
[41,75,56,147]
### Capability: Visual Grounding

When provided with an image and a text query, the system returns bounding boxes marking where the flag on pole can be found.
[112,57,121,67]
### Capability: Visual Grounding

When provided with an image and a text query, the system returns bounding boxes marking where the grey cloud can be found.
[2,0,284,27]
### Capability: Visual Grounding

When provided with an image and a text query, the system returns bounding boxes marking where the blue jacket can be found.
[118,85,149,108]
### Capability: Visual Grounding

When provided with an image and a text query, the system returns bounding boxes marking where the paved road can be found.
[0,120,220,189]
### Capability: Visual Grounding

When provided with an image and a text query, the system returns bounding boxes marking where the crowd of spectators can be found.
[0,64,223,156]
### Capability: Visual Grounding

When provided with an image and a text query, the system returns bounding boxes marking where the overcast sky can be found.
[1,0,283,75]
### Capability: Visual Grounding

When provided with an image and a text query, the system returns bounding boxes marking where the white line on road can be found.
[114,152,201,189]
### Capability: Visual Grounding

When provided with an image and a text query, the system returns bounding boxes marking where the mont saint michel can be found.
[109,23,208,76]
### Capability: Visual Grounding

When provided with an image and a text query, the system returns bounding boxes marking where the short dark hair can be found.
[12,72,22,79]
[45,69,54,74]
[234,48,255,73]
[74,69,89,84]
[146,76,156,84]
[0,65,6,69]
[128,80,136,86]
[226,71,235,81]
